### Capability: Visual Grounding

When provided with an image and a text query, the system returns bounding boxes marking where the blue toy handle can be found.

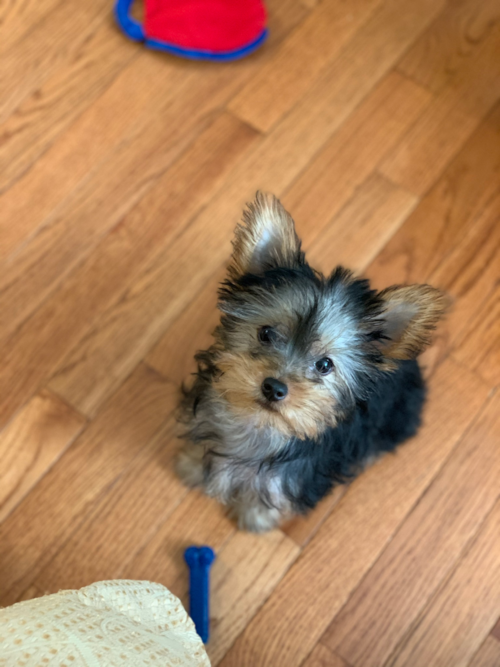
[184,546,216,643]
[114,0,145,41]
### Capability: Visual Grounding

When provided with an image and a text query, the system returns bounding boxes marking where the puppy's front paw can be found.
[235,503,283,533]
[176,445,204,488]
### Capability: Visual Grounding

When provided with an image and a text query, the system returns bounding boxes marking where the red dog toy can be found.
[115,0,268,61]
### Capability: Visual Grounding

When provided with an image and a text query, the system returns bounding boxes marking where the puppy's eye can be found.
[315,357,334,375]
[258,326,275,344]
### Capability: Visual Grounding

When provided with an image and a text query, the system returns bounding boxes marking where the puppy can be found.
[177,192,446,532]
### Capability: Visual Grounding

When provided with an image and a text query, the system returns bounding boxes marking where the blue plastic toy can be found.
[184,546,216,643]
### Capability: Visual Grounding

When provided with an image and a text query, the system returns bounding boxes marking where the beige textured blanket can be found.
[0,580,210,666]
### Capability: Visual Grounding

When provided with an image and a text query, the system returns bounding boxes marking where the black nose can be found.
[262,377,288,402]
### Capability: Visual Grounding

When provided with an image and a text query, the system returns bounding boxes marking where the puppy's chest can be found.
[195,398,291,503]
[196,395,288,459]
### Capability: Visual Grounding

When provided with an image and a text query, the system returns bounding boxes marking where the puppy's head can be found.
[211,192,446,439]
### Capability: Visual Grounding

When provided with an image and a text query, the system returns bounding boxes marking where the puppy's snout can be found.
[262,377,288,402]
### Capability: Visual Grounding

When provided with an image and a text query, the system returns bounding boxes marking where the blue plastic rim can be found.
[114,0,268,61]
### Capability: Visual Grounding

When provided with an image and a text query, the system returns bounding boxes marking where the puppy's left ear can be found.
[228,192,303,279]
[375,285,448,360]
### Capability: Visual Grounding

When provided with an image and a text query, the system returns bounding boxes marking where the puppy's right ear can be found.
[228,192,303,279]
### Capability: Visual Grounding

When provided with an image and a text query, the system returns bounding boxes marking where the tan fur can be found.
[228,192,301,279]
[377,285,448,361]
[214,351,337,439]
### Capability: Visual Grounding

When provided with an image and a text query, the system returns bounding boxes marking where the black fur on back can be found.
[261,359,426,512]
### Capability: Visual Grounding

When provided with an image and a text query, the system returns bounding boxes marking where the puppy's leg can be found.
[176,442,205,488]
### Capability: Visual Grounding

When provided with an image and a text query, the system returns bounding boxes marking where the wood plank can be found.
[0,0,111,124]
[228,0,382,132]
[454,293,500,388]
[380,2,500,195]
[16,585,42,603]
[218,358,490,667]
[490,617,500,642]
[389,497,500,667]
[283,486,346,548]
[323,389,500,667]
[0,391,85,523]
[39,0,447,417]
[31,417,187,595]
[145,266,226,385]
[398,0,500,95]
[0,83,251,341]
[0,364,175,606]
[0,21,135,194]
[0,0,77,56]
[45,114,258,416]
[368,103,500,289]
[468,637,500,667]
[306,172,418,274]
[302,644,351,667]
[0,113,257,429]
[0,54,181,264]
[0,0,305,262]
[208,531,299,666]
[283,73,429,248]
[379,96,479,196]
[124,492,235,602]
[428,191,500,381]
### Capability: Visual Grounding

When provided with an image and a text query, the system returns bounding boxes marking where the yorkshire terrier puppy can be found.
[177,192,446,532]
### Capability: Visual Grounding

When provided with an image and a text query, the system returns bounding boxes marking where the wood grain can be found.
[31,417,187,595]
[398,0,500,95]
[0,0,110,125]
[380,1,500,195]
[46,114,258,415]
[145,266,227,385]
[228,0,382,132]
[0,0,304,261]
[283,72,429,247]
[468,637,500,667]
[0,22,134,194]
[368,102,500,289]
[124,492,235,601]
[0,0,85,56]
[306,172,417,275]
[491,618,500,643]
[0,84,253,345]
[0,364,175,606]
[323,390,500,667]
[283,485,347,548]
[429,190,500,377]
[208,530,299,665]
[0,113,257,429]
[391,495,500,667]
[219,359,490,667]
[302,645,351,667]
[0,391,85,522]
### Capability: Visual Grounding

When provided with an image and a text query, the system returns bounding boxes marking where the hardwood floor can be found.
[1,0,500,664]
